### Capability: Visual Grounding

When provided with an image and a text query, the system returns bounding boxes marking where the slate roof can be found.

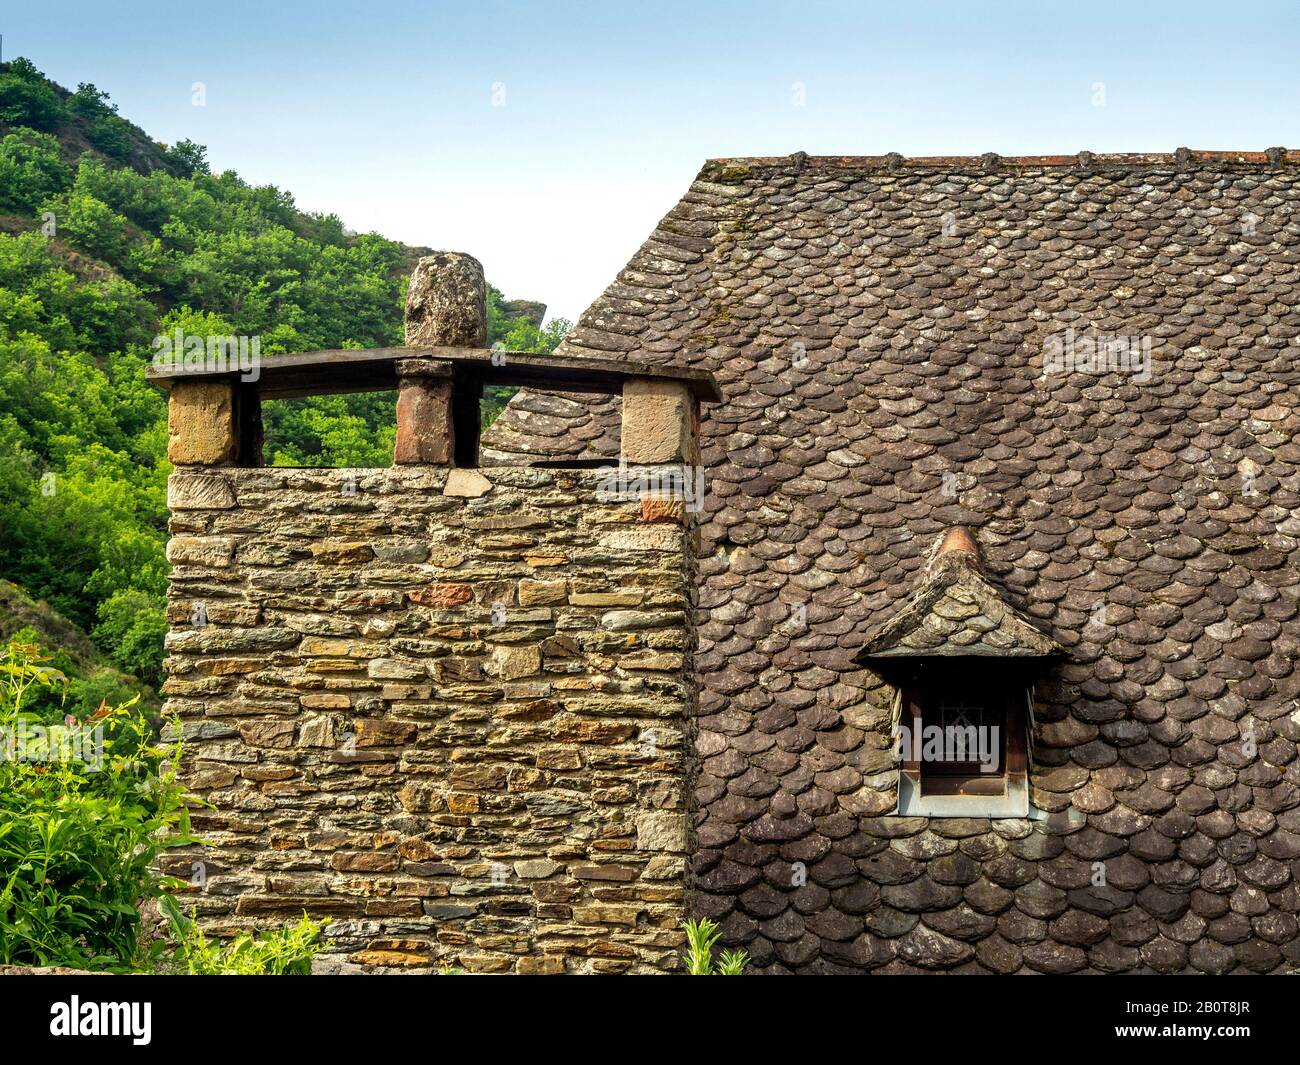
[483,151,1300,973]
[858,527,1064,659]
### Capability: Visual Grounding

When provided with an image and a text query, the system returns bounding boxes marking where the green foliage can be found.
[682,917,749,975]
[264,391,397,468]
[163,138,209,177]
[86,115,134,162]
[0,640,194,970]
[66,84,133,161]
[0,129,73,214]
[90,590,167,689]
[155,896,326,975]
[67,83,116,120]
[46,190,130,263]
[0,59,66,131]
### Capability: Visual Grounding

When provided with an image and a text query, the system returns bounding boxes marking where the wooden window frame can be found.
[895,681,1030,818]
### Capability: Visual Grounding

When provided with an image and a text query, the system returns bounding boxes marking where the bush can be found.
[0,640,193,969]
[155,897,326,975]
[87,115,133,162]
[0,59,66,131]
[0,129,73,214]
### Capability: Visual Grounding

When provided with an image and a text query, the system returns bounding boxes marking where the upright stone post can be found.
[394,253,487,466]
[393,358,454,465]
[167,380,240,466]
[619,377,699,466]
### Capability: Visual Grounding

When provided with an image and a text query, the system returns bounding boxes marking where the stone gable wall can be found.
[162,465,696,973]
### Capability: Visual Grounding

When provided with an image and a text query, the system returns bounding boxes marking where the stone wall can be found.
[161,464,696,973]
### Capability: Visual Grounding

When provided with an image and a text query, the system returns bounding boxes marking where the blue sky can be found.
[6,0,1298,320]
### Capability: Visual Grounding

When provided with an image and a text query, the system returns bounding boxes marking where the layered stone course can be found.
[162,464,697,973]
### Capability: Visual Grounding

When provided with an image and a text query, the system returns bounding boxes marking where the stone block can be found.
[393,377,453,465]
[636,812,689,853]
[490,644,541,680]
[443,468,492,497]
[167,381,238,466]
[620,377,696,464]
[168,472,236,509]
[166,536,234,568]
[519,579,567,606]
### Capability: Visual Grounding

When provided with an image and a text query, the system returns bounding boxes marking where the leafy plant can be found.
[155,895,326,975]
[682,917,749,975]
[0,58,66,131]
[0,639,195,970]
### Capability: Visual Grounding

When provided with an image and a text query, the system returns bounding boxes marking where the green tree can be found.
[0,129,73,213]
[91,589,168,688]
[0,58,66,131]
[163,138,209,177]
[68,82,117,119]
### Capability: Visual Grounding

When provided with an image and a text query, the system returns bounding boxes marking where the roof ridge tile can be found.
[700,149,1300,173]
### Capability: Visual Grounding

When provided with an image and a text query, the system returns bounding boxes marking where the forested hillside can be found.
[0,56,567,697]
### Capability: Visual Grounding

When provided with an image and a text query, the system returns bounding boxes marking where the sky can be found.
[5,0,1298,322]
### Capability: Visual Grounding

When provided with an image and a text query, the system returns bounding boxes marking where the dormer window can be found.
[856,528,1061,819]
[893,678,1031,817]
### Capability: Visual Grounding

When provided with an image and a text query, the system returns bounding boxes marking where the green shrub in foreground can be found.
[682,917,749,975]
[155,896,326,975]
[0,640,194,970]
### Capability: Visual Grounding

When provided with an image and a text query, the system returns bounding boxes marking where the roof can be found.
[857,528,1064,660]
[482,150,1300,964]
[707,149,1299,170]
[483,148,1300,463]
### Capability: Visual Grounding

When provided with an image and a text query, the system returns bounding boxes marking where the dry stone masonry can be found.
[157,254,715,973]
[164,465,696,973]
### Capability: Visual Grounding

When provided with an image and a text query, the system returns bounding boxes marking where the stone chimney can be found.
[154,263,720,973]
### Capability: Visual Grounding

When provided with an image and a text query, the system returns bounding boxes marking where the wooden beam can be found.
[147,345,723,403]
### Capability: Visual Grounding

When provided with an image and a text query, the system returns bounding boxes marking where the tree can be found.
[68,82,117,119]
[164,138,209,176]
[0,129,73,213]
[0,58,66,131]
